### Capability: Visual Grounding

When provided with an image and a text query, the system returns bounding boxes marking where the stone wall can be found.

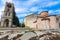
[37,16,59,30]
[24,14,37,29]
[24,12,59,30]
[0,22,1,26]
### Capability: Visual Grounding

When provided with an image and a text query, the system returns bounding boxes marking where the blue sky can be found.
[0,0,60,23]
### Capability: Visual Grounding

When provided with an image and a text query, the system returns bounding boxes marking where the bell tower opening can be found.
[6,12,10,16]
[4,19,9,27]
[5,3,11,16]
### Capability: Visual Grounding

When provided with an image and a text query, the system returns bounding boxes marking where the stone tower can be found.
[1,2,19,28]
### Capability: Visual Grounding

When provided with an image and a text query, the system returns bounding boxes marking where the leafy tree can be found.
[21,22,25,27]
[13,16,20,27]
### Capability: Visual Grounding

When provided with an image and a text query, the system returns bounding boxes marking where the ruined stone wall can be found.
[37,16,59,30]
[24,14,59,30]
[37,18,50,30]
[0,22,1,26]
[56,15,60,28]
[49,16,59,29]
[24,14,37,29]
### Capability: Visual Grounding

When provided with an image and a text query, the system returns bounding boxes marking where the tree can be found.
[13,16,20,27]
[21,22,25,27]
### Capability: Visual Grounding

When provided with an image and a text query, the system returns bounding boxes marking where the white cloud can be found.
[38,1,60,8]
[17,0,40,8]
[46,1,60,7]
[0,6,4,20]
[15,8,28,13]
[48,9,60,15]
[1,0,13,4]
[55,10,60,12]
[30,7,38,12]
[17,13,33,18]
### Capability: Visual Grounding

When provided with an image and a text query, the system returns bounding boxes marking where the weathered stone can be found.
[0,2,19,28]
[24,11,59,30]
[20,32,37,40]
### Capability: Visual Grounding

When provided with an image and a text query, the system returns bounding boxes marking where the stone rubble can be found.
[0,30,60,40]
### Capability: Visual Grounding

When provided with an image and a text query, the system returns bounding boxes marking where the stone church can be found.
[24,11,60,30]
[0,2,19,28]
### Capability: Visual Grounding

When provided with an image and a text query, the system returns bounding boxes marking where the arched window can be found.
[4,19,9,27]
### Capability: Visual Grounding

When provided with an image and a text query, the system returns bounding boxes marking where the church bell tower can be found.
[1,2,16,28]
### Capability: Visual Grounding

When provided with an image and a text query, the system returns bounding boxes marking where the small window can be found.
[4,19,9,27]
[7,4,11,8]
[6,12,10,16]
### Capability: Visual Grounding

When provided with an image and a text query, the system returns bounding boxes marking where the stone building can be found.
[0,22,1,26]
[56,15,60,28]
[0,2,19,28]
[24,11,59,30]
